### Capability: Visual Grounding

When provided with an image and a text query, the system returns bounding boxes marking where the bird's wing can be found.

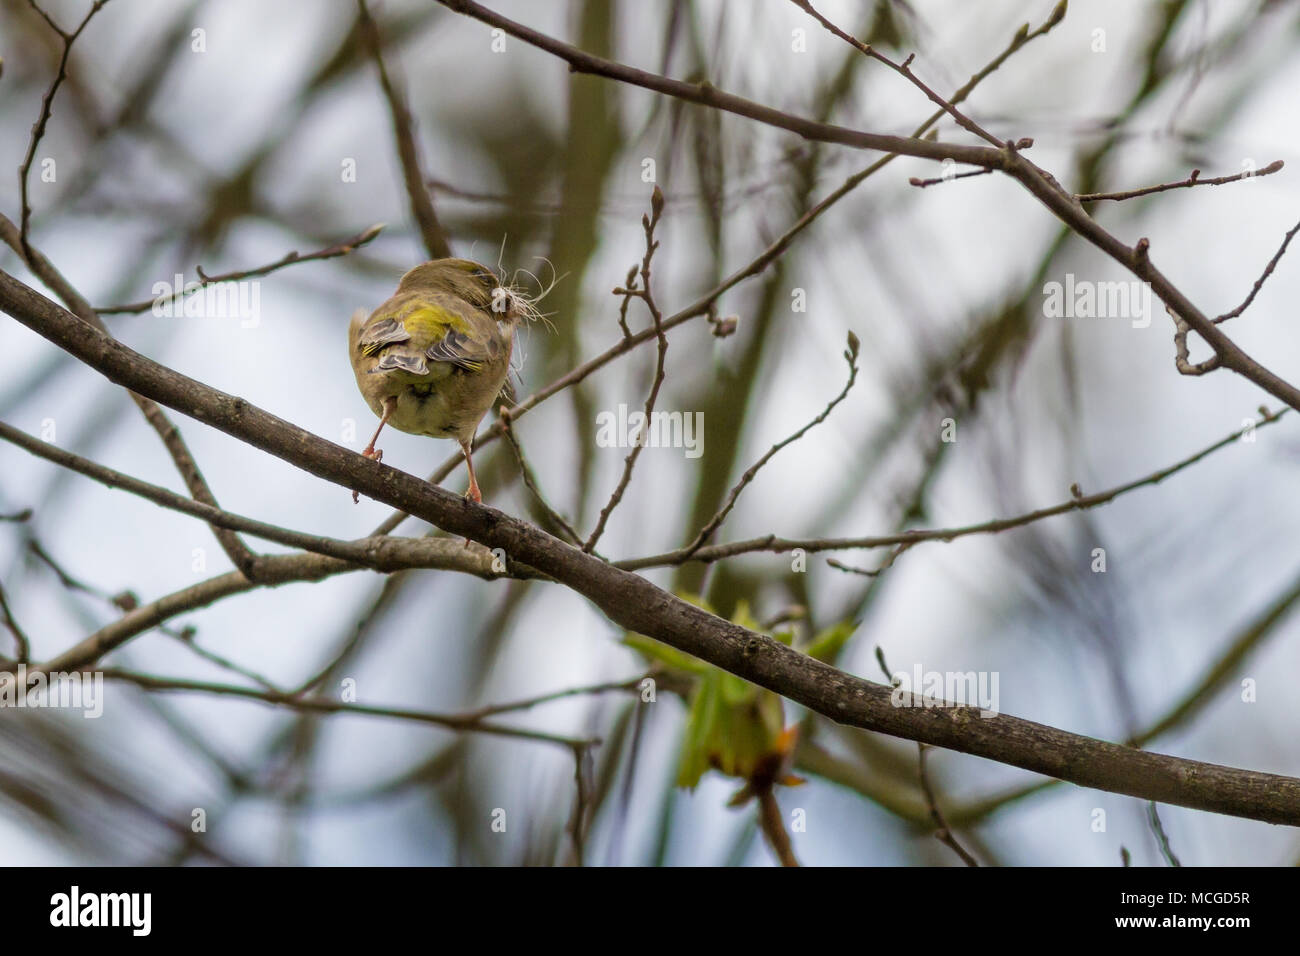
[355,313,430,375]
[355,292,502,377]
[409,294,502,373]
[355,315,412,355]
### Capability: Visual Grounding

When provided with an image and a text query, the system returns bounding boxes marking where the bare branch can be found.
[499,406,584,547]
[462,675,645,722]
[1147,803,1183,867]
[18,0,114,257]
[96,223,385,315]
[565,743,595,866]
[0,211,263,577]
[435,0,1002,170]
[9,143,1300,826]
[1077,161,1284,203]
[0,418,513,580]
[757,788,799,867]
[27,537,140,617]
[918,746,979,866]
[676,332,859,560]
[368,10,1069,540]
[909,168,994,189]
[827,542,913,578]
[585,188,668,553]
[876,647,978,865]
[433,0,1300,412]
[0,580,31,664]
[620,406,1287,570]
[168,629,281,693]
[357,0,452,259]
[939,565,1300,827]
[99,669,597,748]
[791,0,1008,148]
[1213,216,1300,324]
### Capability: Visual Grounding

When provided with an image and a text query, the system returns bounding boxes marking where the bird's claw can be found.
[353,447,384,503]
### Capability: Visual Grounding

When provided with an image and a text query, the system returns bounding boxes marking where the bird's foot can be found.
[352,447,384,503]
[461,485,480,547]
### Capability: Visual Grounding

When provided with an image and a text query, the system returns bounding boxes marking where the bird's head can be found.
[398,258,534,324]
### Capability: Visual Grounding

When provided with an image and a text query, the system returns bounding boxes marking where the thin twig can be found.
[434,0,1300,412]
[922,564,1300,829]
[27,537,141,616]
[909,168,995,188]
[288,576,406,697]
[917,744,979,866]
[614,264,638,339]
[24,0,67,36]
[756,787,799,867]
[619,406,1288,570]
[27,538,98,595]
[0,211,264,578]
[98,669,597,748]
[28,535,201,649]
[463,674,645,721]
[499,405,584,546]
[827,542,913,578]
[876,647,977,865]
[169,630,281,692]
[1213,216,1300,323]
[565,742,595,866]
[1077,161,1283,202]
[370,8,1068,540]
[676,332,859,561]
[18,0,113,257]
[1128,569,1300,749]
[436,0,1002,166]
[0,418,514,580]
[96,223,385,315]
[791,0,1013,149]
[1147,802,1183,867]
[357,0,452,259]
[0,580,31,664]
[584,187,668,553]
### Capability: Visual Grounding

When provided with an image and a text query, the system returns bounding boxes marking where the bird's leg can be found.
[459,439,481,549]
[353,397,396,504]
[461,439,482,503]
[362,397,397,460]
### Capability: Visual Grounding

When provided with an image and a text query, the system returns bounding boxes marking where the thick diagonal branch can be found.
[5,268,1300,826]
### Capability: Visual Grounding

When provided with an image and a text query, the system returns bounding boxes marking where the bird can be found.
[348,258,522,504]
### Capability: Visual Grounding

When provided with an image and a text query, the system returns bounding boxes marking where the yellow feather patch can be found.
[402,304,469,340]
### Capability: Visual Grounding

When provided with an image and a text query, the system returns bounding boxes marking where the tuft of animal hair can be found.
[504,256,564,334]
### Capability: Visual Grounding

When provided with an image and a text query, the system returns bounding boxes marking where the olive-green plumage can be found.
[349,258,517,502]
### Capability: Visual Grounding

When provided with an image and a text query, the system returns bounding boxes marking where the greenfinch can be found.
[349,258,522,503]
